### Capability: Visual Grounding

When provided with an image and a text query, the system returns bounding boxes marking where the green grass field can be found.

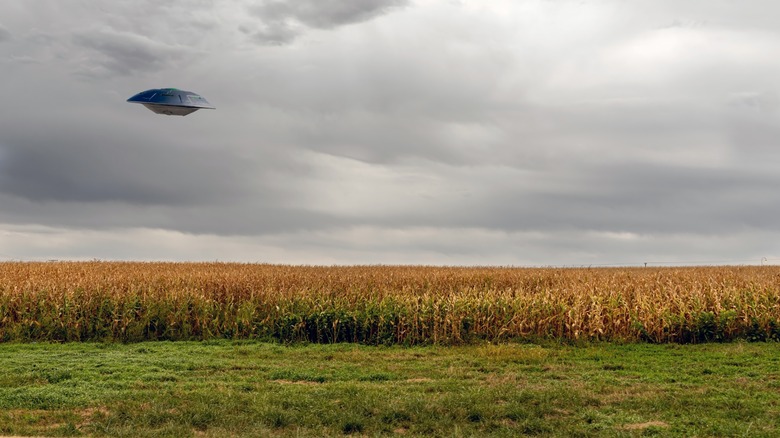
[0,340,777,437]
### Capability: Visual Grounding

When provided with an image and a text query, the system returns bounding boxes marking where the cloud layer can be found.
[246,0,408,44]
[1,0,780,265]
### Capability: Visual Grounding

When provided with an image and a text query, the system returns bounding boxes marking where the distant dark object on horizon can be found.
[127,88,215,116]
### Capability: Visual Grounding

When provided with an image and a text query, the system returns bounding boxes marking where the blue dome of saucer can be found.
[127,88,215,116]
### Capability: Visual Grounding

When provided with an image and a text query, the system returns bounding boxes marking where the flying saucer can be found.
[127,88,215,116]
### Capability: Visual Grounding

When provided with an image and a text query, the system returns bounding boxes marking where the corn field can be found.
[0,262,778,344]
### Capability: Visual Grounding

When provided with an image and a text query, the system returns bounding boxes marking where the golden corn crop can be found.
[0,262,778,344]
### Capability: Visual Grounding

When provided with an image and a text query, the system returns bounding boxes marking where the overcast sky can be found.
[1,0,780,265]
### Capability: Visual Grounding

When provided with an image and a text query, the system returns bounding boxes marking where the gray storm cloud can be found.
[0,25,11,42]
[252,0,408,29]
[72,29,191,77]
[1,0,780,264]
[247,0,408,45]
[0,136,244,205]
